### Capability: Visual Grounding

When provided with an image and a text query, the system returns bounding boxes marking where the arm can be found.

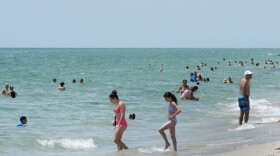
[169,102,181,118]
[176,86,182,93]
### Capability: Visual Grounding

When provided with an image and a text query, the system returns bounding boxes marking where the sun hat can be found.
[244,70,253,76]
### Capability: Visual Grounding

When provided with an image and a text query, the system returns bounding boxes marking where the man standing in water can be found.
[238,70,253,125]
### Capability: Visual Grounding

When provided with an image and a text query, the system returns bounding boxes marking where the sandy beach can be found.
[216,142,280,156]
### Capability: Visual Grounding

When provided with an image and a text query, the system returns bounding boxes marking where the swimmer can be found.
[57,82,66,91]
[159,64,163,72]
[176,80,189,94]
[159,92,181,152]
[72,79,76,83]
[80,79,84,84]
[52,78,57,83]
[17,116,27,127]
[109,90,128,151]
[181,86,199,101]
[6,86,17,98]
[223,77,233,83]
[1,83,9,94]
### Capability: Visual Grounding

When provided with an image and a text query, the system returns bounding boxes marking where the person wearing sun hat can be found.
[238,70,253,125]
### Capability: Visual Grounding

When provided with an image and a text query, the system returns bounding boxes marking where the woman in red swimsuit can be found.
[109,90,128,151]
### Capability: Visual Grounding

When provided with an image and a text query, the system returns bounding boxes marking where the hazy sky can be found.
[1,0,279,48]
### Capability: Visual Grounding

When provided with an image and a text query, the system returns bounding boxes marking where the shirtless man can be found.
[238,70,253,125]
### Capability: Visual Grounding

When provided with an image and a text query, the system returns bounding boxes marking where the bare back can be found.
[239,78,250,98]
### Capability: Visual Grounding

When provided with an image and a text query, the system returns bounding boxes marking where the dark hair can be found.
[72,79,76,83]
[11,91,16,98]
[109,90,118,100]
[20,116,26,122]
[163,92,178,104]
[60,82,65,86]
[191,86,198,91]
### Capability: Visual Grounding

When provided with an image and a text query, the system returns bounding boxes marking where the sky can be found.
[0,0,280,48]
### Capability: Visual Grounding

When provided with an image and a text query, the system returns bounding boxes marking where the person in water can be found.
[238,70,253,125]
[159,92,181,152]
[80,79,84,84]
[6,86,17,98]
[1,83,9,94]
[57,82,66,91]
[176,80,189,94]
[109,90,128,151]
[17,116,27,127]
[181,86,199,101]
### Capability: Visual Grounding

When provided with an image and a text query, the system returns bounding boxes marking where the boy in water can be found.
[17,116,27,127]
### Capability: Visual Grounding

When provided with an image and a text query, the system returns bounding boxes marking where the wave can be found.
[36,138,97,150]
[228,123,256,131]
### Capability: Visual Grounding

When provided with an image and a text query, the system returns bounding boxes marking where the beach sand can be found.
[216,142,280,156]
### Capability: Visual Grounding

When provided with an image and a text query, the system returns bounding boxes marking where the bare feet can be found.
[164,143,170,150]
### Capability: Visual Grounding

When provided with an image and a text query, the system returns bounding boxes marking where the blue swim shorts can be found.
[238,95,250,112]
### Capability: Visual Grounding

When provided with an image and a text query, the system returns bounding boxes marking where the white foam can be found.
[235,123,256,131]
[37,138,97,150]
[138,147,170,153]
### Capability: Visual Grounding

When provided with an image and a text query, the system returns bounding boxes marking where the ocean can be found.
[1,48,280,156]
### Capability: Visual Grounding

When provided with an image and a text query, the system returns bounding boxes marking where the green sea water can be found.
[1,48,280,156]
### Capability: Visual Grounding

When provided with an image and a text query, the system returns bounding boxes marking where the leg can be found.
[169,125,177,151]
[159,121,176,150]
[239,111,245,125]
[244,111,249,123]
[114,125,128,151]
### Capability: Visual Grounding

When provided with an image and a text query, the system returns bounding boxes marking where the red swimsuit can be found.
[114,106,128,127]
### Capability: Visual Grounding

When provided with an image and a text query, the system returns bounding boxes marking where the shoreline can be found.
[215,141,280,156]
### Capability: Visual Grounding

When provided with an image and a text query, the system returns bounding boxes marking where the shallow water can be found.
[1,48,280,155]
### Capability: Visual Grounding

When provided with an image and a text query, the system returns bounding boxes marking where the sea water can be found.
[1,48,280,156]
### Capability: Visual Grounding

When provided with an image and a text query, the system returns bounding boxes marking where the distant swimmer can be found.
[17,116,27,127]
[159,92,181,152]
[109,90,128,151]
[72,79,76,83]
[223,77,233,83]
[52,78,57,83]
[1,83,9,94]
[57,82,66,91]
[238,70,253,125]
[181,86,199,101]
[176,80,189,94]
[159,64,163,72]
[6,86,17,98]
[80,79,84,84]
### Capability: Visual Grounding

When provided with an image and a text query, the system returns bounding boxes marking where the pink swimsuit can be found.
[181,89,191,99]
[114,106,128,127]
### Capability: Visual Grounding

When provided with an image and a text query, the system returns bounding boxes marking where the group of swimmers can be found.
[1,83,17,98]
[52,78,84,91]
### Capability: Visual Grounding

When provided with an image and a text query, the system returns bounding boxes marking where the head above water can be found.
[20,116,27,124]
[60,82,65,87]
[190,86,198,92]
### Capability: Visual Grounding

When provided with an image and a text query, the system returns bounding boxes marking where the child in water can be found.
[17,116,27,127]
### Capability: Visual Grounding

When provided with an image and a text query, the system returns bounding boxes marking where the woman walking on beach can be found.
[109,90,128,151]
[159,92,181,151]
